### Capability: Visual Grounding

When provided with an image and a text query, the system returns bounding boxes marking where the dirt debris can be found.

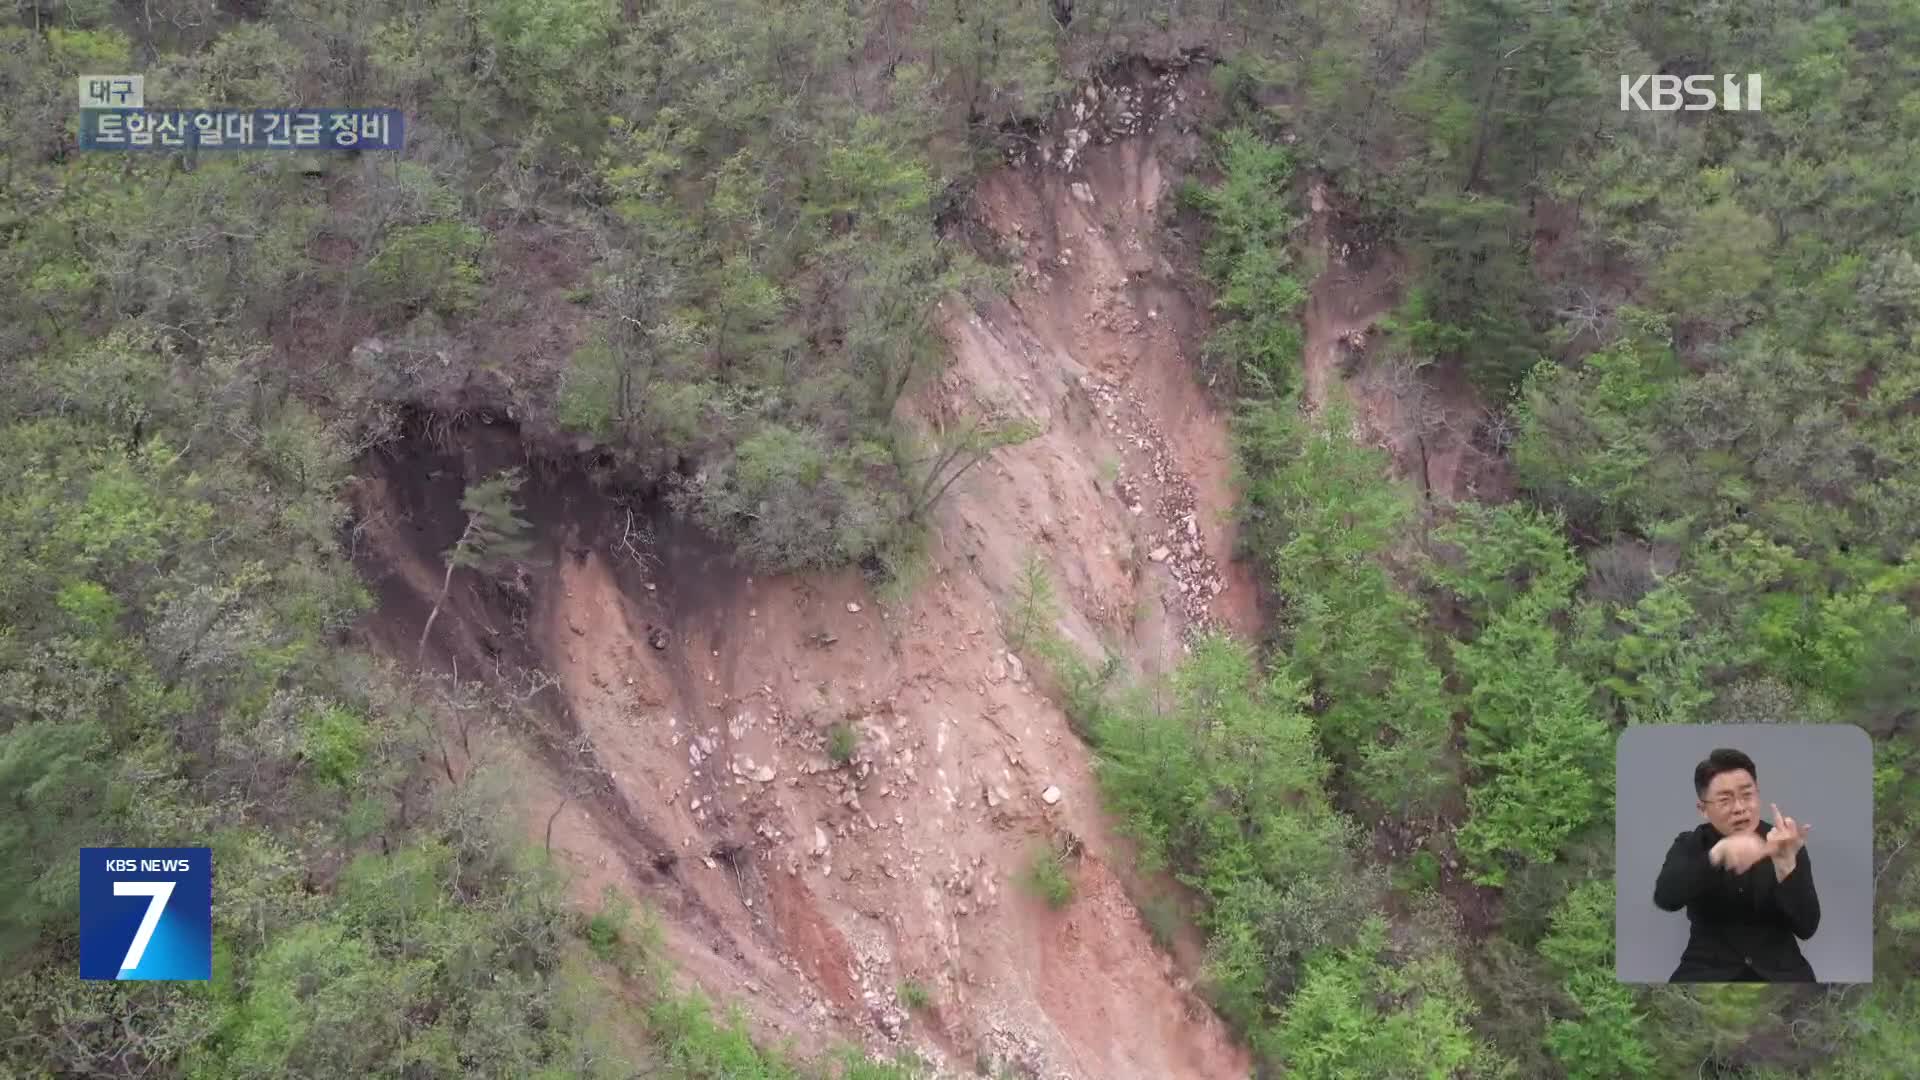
[1080,371,1231,640]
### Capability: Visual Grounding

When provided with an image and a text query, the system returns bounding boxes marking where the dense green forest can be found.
[3,0,1918,1077]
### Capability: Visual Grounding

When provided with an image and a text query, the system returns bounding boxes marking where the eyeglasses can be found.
[1709,788,1758,810]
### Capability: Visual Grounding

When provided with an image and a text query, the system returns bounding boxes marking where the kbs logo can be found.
[1620,73,1763,112]
[79,848,212,980]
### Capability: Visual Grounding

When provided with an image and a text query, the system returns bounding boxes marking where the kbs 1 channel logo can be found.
[79,848,212,981]
[1620,72,1764,112]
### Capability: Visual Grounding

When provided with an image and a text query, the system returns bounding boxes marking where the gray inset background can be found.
[1615,724,1873,983]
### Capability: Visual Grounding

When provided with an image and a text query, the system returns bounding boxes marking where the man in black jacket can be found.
[1653,748,1820,981]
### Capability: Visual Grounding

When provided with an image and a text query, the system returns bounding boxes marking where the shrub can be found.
[1395,850,1442,894]
[1004,548,1056,651]
[897,980,931,1010]
[826,723,858,766]
[364,220,488,316]
[585,911,621,961]
[302,704,368,788]
[1022,847,1075,910]
[1140,892,1183,952]
[676,424,898,573]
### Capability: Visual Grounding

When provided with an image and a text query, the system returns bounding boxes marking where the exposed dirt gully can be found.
[351,63,1255,1080]
[1300,179,1507,505]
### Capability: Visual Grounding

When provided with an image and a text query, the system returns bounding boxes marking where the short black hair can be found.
[1694,748,1758,799]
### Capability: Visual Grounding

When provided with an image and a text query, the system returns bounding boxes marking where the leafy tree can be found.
[1005,548,1058,652]
[1397,192,1543,397]
[918,0,1063,131]
[1183,129,1308,398]
[417,470,534,662]
[1649,195,1775,338]
[899,410,1042,526]
[1451,596,1611,883]
[674,423,898,573]
[1093,635,1376,1043]
[1568,578,1725,727]
[1538,882,1656,1078]
[365,220,490,318]
[1427,501,1583,625]
[1268,916,1515,1078]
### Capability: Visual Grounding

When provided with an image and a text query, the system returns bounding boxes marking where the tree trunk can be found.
[416,557,459,664]
[1463,69,1503,193]
[546,793,573,851]
[913,442,987,522]
[417,519,475,664]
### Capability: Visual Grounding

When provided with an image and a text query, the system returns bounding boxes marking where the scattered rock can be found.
[647,627,669,650]
[1149,546,1171,562]
[752,765,776,783]
[846,601,862,613]
[1041,785,1063,805]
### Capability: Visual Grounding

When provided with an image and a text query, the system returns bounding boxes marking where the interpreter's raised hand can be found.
[1710,831,1770,874]
[1767,803,1811,865]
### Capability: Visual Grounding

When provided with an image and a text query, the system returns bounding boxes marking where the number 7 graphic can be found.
[114,881,175,972]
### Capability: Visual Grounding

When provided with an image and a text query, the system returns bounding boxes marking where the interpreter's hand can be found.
[1767,804,1811,872]
[1710,832,1770,874]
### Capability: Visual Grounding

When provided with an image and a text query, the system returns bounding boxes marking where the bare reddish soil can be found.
[352,64,1251,1080]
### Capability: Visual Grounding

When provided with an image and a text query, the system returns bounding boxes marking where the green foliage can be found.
[1186,129,1308,398]
[579,886,659,980]
[1537,884,1656,1079]
[1235,399,1454,812]
[554,5,1014,574]
[454,470,535,569]
[1536,880,1615,976]
[1093,635,1376,1042]
[897,980,931,1010]
[1138,891,1184,952]
[1005,549,1058,652]
[301,704,369,787]
[1393,850,1442,895]
[646,991,806,1080]
[825,723,858,767]
[484,0,618,114]
[1021,846,1076,910]
[365,220,489,317]
[675,424,898,573]
[1028,632,1122,739]
[1427,502,1583,625]
[1544,974,1656,1080]
[899,412,1043,526]
[917,0,1064,129]
[1813,983,1920,1078]
[1267,917,1515,1079]
[869,522,934,609]
[1451,606,1611,884]
[1569,578,1725,727]
[1399,193,1543,397]
[1509,312,1681,534]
